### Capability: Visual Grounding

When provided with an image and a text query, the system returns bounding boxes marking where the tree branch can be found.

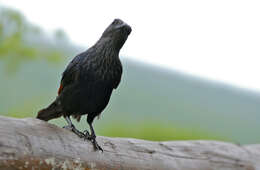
[0,116,259,170]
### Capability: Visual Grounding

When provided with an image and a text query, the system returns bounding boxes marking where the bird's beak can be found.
[124,24,132,35]
[121,23,132,35]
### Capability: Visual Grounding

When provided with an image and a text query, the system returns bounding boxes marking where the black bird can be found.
[37,19,131,151]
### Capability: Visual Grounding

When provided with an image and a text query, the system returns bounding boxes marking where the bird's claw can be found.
[63,125,85,138]
[64,127,103,152]
[93,140,103,152]
[83,130,90,137]
[63,125,73,131]
[74,130,86,138]
[83,133,103,152]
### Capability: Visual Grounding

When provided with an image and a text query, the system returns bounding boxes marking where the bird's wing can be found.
[112,70,122,89]
[112,61,123,89]
[58,53,84,95]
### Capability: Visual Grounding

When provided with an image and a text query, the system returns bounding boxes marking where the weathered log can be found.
[0,115,259,170]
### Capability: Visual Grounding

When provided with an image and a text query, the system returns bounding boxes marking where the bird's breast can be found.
[94,59,122,81]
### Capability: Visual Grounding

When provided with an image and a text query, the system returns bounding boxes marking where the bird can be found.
[36,19,131,151]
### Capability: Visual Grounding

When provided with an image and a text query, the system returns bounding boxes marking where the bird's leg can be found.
[84,115,103,152]
[88,122,103,152]
[63,116,85,138]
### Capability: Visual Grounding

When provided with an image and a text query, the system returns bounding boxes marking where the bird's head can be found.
[99,19,132,52]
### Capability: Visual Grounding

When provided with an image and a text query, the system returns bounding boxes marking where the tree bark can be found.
[0,115,259,170]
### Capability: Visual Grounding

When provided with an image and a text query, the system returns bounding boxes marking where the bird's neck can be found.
[89,38,122,80]
[95,37,122,54]
[91,38,120,65]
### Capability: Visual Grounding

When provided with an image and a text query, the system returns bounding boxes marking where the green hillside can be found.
[1,6,260,144]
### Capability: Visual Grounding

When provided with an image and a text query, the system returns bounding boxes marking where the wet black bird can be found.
[37,19,131,151]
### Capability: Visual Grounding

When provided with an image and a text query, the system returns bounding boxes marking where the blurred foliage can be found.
[0,7,66,73]
[97,121,228,142]
[2,6,259,144]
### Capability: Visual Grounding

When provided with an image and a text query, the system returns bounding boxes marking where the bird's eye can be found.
[112,20,117,25]
[112,19,121,25]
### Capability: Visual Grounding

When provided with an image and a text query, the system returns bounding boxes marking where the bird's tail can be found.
[37,100,63,121]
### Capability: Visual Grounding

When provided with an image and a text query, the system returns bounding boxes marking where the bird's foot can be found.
[92,139,103,152]
[63,125,73,131]
[63,125,85,138]
[83,130,91,137]
[83,131,103,152]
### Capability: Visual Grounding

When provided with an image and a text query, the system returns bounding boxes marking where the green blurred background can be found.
[1,7,260,144]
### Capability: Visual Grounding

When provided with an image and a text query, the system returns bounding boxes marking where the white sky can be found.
[1,0,260,92]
